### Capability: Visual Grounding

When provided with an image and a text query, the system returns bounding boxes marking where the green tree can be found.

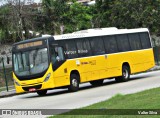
[93,0,160,35]
[92,0,116,27]
[63,2,92,33]
[0,0,41,42]
[110,0,160,34]
[0,4,11,43]
[42,0,68,35]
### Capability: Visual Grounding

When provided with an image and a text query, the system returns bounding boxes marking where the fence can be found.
[0,57,13,92]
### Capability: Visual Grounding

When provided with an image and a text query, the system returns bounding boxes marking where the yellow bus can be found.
[12,27,155,95]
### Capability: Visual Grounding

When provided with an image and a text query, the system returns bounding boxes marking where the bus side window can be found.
[128,33,142,50]
[83,39,92,56]
[90,37,105,55]
[51,46,65,63]
[116,34,131,52]
[50,47,57,64]
[103,36,118,54]
[65,40,78,59]
[76,38,92,57]
[139,32,151,49]
[56,47,65,61]
[76,39,84,57]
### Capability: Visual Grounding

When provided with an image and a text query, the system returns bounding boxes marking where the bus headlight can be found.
[44,73,51,82]
[13,78,20,86]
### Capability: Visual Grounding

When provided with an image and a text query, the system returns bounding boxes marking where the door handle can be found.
[105,55,107,59]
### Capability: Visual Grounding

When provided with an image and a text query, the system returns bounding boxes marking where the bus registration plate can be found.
[29,88,36,92]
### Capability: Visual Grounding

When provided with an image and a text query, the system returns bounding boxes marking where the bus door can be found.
[50,46,68,86]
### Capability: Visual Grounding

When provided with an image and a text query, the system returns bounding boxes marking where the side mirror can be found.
[7,56,10,64]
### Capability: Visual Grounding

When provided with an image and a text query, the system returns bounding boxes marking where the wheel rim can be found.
[72,79,78,87]
[123,69,128,79]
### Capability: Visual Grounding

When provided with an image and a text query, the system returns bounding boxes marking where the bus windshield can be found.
[13,48,49,76]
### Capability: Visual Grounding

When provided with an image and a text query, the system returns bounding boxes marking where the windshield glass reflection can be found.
[13,48,48,76]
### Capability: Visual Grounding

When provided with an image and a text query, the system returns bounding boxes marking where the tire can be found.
[68,74,79,92]
[37,90,47,96]
[115,65,130,82]
[90,79,104,86]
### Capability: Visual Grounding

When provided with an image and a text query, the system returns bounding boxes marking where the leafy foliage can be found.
[41,0,69,34]
[63,2,92,33]
[0,0,160,43]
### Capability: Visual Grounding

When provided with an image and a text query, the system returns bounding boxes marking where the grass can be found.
[50,87,160,118]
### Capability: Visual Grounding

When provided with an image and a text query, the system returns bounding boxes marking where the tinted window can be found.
[90,37,105,55]
[116,34,131,52]
[139,32,151,49]
[50,46,65,63]
[128,33,142,50]
[76,38,92,57]
[65,40,78,59]
[103,36,118,54]
[83,39,92,56]
[55,47,65,61]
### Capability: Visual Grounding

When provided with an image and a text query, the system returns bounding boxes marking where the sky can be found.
[34,0,41,3]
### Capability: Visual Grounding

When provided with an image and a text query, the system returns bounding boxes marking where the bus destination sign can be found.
[17,41,43,49]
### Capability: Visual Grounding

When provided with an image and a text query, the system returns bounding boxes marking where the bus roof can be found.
[12,27,149,45]
[54,28,149,40]
[13,36,52,46]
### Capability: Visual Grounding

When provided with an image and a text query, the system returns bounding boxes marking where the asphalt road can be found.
[0,70,160,117]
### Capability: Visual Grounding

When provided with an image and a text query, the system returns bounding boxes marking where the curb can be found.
[0,89,16,98]
[0,91,26,98]
[0,89,27,98]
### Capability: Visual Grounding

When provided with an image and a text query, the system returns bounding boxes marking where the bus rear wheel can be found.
[90,79,104,86]
[68,74,79,92]
[115,65,130,82]
[37,90,47,96]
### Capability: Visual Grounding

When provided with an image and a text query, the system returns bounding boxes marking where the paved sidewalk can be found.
[0,86,17,98]
[0,89,16,98]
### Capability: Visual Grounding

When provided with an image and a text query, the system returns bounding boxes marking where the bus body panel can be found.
[13,64,55,93]
[130,49,155,73]
[53,48,154,84]
[13,48,155,93]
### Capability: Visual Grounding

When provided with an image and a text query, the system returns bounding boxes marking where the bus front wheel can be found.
[68,74,79,92]
[37,90,47,96]
[115,65,130,82]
